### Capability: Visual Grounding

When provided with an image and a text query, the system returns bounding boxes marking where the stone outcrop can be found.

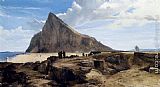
[105,54,130,72]
[0,64,27,87]
[36,56,92,86]
[1,52,160,86]
[48,66,88,86]
[26,12,112,53]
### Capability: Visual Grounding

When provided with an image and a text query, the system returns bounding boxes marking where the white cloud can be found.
[26,18,45,31]
[76,22,156,50]
[0,26,37,52]
[58,0,107,26]
[2,6,41,10]
[0,11,5,17]
[0,6,11,17]
[0,6,5,17]
[56,0,160,50]
[58,0,160,28]
[133,0,160,17]
[32,18,45,24]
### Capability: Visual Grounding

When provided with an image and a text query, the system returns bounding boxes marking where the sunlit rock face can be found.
[26,12,112,53]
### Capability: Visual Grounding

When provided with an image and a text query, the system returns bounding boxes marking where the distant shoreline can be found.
[7,53,83,63]
[0,52,24,62]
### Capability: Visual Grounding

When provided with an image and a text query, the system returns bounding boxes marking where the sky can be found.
[0,0,160,52]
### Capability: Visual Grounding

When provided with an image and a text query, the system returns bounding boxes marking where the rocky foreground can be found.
[0,52,160,87]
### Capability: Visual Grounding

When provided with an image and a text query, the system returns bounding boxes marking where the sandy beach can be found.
[8,53,83,63]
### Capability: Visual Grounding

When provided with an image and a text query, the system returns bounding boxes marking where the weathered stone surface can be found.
[94,60,104,70]
[36,56,58,74]
[26,12,112,53]
[79,60,93,67]
[106,68,117,75]
[1,64,27,87]
[105,54,130,72]
[37,60,48,74]
[48,66,88,86]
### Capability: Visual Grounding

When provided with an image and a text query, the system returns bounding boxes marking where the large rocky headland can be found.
[26,12,112,53]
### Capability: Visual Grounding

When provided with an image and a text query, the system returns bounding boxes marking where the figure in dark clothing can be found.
[58,52,60,58]
[62,51,66,58]
[58,51,63,58]
[82,53,85,56]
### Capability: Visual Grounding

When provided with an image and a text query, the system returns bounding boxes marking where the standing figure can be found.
[82,53,85,56]
[58,51,63,58]
[62,51,66,58]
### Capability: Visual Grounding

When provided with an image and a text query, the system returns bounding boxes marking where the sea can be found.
[0,52,23,62]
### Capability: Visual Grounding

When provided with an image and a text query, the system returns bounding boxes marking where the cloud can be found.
[133,0,160,17]
[0,26,37,52]
[0,6,11,17]
[58,0,106,26]
[0,11,5,17]
[58,0,160,28]
[76,22,155,50]
[0,6,5,17]
[32,18,46,24]
[2,6,41,10]
[0,0,5,2]
[26,18,45,31]
[0,5,44,52]
[57,0,160,50]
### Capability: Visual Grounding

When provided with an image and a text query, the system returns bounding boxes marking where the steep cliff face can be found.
[26,12,112,53]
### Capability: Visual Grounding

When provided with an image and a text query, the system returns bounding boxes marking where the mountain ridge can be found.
[26,12,112,53]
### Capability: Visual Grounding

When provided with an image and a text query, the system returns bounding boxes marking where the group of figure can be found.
[82,53,88,57]
[58,51,66,58]
[58,51,90,58]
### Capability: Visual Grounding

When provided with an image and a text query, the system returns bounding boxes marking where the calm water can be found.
[0,52,23,62]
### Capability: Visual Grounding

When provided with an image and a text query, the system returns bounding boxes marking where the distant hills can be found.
[140,49,160,52]
[131,49,160,52]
